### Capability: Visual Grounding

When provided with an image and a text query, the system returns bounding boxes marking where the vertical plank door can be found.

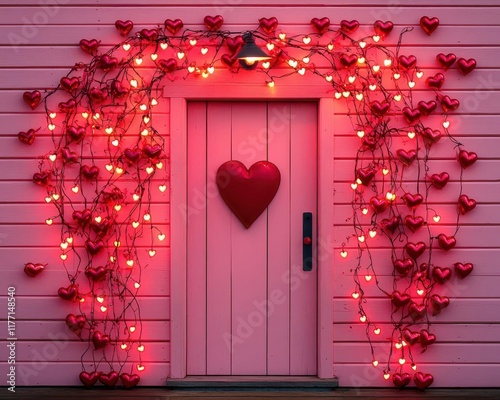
[186,101,318,375]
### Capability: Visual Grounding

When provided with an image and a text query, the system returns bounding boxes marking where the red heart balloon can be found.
[99,54,119,71]
[139,28,158,41]
[164,18,184,34]
[158,58,177,73]
[373,20,393,37]
[99,371,119,387]
[80,165,100,180]
[457,58,477,76]
[85,265,108,281]
[402,328,420,345]
[396,149,417,167]
[18,128,37,145]
[454,262,474,279]
[79,39,100,54]
[216,160,281,229]
[392,372,411,388]
[406,241,426,259]
[356,166,375,186]
[79,371,100,387]
[340,19,359,34]
[24,262,46,277]
[204,15,224,31]
[419,16,439,36]
[89,87,108,103]
[436,53,456,70]
[458,150,477,169]
[91,217,112,237]
[380,216,400,234]
[391,290,411,308]
[393,258,414,276]
[142,144,162,159]
[259,17,278,35]
[425,72,445,89]
[115,19,134,36]
[403,107,421,123]
[370,196,389,214]
[408,302,427,321]
[414,372,434,389]
[32,171,51,186]
[441,95,460,113]
[120,373,140,389]
[61,147,78,164]
[340,53,358,68]
[437,234,456,251]
[421,128,442,146]
[419,329,436,346]
[430,294,450,315]
[60,76,80,92]
[221,54,237,68]
[124,148,142,162]
[92,331,111,349]
[417,100,437,116]
[72,209,92,225]
[111,80,129,97]
[85,239,105,256]
[404,215,424,232]
[458,194,477,214]
[67,126,85,142]
[432,266,452,284]
[225,36,244,54]
[310,17,330,34]
[66,313,86,333]
[23,90,41,109]
[58,99,77,112]
[430,172,449,189]
[58,284,79,302]
[398,55,417,70]
[402,193,424,210]
[370,100,390,116]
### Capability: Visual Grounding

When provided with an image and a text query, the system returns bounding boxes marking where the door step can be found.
[166,376,339,390]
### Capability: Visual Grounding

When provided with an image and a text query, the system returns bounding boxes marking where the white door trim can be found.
[170,97,335,379]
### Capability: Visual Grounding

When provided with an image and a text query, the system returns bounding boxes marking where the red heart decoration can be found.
[392,372,411,388]
[403,107,421,124]
[457,58,477,76]
[370,100,390,116]
[340,53,358,68]
[311,17,330,34]
[406,241,426,259]
[408,302,427,321]
[120,373,140,389]
[417,100,437,116]
[419,16,439,36]
[373,20,393,37]
[80,165,99,180]
[61,147,78,164]
[124,148,142,162]
[370,196,389,214]
[72,209,92,225]
[380,216,400,234]
[111,80,129,97]
[419,329,436,346]
[79,39,100,54]
[398,55,417,70]
[139,28,158,41]
[32,171,51,186]
[396,149,417,167]
[58,99,77,112]
[402,328,420,345]
[216,160,281,229]
[60,76,80,92]
[436,53,457,70]
[259,17,278,35]
[356,167,375,186]
[204,15,224,31]
[402,193,423,210]
[414,372,434,389]
[225,36,244,54]
[91,217,112,237]
[454,262,474,278]
[158,58,178,73]
[430,172,449,189]
[404,215,424,232]
[421,128,442,146]
[79,371,100,387]
[221,54,237,68]
[458,194,476,214]
[432,266,452,284]
[393,258,414,276]
[67,126,85,142]
[92,331,111,349]
[441,95,460,113]
[23,90,41,109]
[89,87,108,103]
[18,128,37,145]
[85,239,105,256]
[99,54,119,71]
[340,19,359,34]
[99,371,119,387]
[437,234,456,251]
[430,294,450,315]
[458,150,477,169]
[24,262,46,277]
[164,18,184,34]
[142,144,162,159]
[115,19,134,36]
[391,290,411,308]
[85,265,108,281]
[425,73,445,89]
[66,313,86,334]
[58,284,79,302]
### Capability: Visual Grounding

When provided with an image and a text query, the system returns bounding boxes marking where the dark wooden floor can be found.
[2,387,500,400]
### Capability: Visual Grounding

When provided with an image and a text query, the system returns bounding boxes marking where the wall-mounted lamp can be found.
[234,32,272,70]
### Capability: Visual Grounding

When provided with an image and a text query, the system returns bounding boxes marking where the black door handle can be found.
[303,212,313,271]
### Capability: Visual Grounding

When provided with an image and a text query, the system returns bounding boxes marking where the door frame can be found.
[170,97,335,379]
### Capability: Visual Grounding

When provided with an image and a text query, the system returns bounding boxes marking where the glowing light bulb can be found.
[137,364,145,372]
[130,79,138,88]
[373,35,380,42]
[386,192,395,201]
[141,129,149,136]
[433,215,441,223]
[134,282,141,289]
[81,112,89,118]
[96,296,104,303]
[369,84,377,91]
[139,104,147,111]
[359,41,366,49]
[279,32,286,41]
[202,70,209,78]
[395,342,403,349]
[146,166,155,174]
[137,344,145,352]
[114,204,122,211]
[45,218,53,225]
[325,75,333,82]
[135,57,143,65]
[121,343,128,350]
[105,164,114,172]
[133,193,141,201]
[340,250,348,258]
[351,183,358,190]
[356,93,364,101]
[105,127,113,134]
[365,275,372,282]
[48,124,56,131]
[126,259,134,267]
[334,92,342,99]
[49,112,57,119]
[342,91,350,98]
[66,237,73,244]
[384,58,392,67]
[129,326,136,333]
[143,116,150,124]
[201,47,208,55]
[177,51,185,60]
[412,364,417,371]
[266,42,275,51]
[150,53,158,61]
[357,57,366,64]
[72,185,79,193]
[393,73,401,80]
[372,360,379,367]
[160,42,168,50]
[417,289,425,296]
[384,373,391,380]
[110,256,116,262]
[394,94,402,101]
[358,235,365,243]
[132,221,140,228]
[327,42,334,51]
[189,39,197,46]
[399,358,406,365]
[443,120,450,129]
[408,131,416,139]
[79,297,85,303]
[143,213,151,221]
[302,35,311,44]
[382,168,389,175]
[60,242,68,250]
[100,305,107,312]
[351,292,360,299]
[416,71,424,79]
[114,241,121,247]
[372,65,380,73]
[148,249,156,257]
[157,233,166,241]
[302,57,310,64]
[373,328,381,335]
[357,130,365,139]
[408,81,416,88]
[359,315,367,323]
[298,68,306,76]
[362,208,369,215]
[93,113,100,120]
[151,98,159,106]
[60,254,67,260]
[122,43,131,51]
[111,139,119,147]
[115,167,124,174]
[45,196,52,203]
[267,81,275,88]
[49,154,57,162]
[262,61,271,69]
[369,230,377,238]
[158,184,167,192]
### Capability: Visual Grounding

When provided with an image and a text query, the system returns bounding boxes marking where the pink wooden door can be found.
[186,102,317,376]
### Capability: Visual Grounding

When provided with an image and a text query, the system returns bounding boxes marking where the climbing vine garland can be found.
[19,15,477,389]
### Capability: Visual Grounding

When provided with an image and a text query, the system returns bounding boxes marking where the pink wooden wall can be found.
[0,0,499,387]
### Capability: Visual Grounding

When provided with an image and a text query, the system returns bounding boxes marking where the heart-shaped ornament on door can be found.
[216,160,281,228]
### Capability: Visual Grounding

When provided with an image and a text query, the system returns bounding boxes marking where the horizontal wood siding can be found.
[0,0,498,387]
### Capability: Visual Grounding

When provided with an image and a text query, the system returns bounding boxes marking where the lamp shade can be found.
[234,32,271,69]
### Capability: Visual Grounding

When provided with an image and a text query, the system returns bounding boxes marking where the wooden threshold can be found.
[166,376,339,390]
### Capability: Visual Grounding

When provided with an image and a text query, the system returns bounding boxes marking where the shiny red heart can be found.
[61,147,78,164]
[216,160,281,229]
[143,144,162,159]
[91,217,112,237]
[124,148,142,162]
[139,28,158,41]
[158,58,177,73]
[370,196,389,214]
[454,262,474,278]
[408,302,427,321]
[85,265,108,281]
[80,165,99,180]
[340,53,358,68]
[225,36,244,54]
[404,215,424,232]
[430,294,450,316]
[398,55,417,70]
[437,234,456,251]
[18,128,37,145]
[120,373,140,389]
[436,53,456,70]
[421,128,442,146]
[441,95,460,113]
[402,328,420,345]
[259,17,278,35]
[58,99,77,112]
[403,107,421,123]
[72,209,92,225]
[380,216,400,234]
[79,371,100,387]
[430,172,449,189]
[356,167,375,186]
[111,80,129,97]
[99,55,119,71]
[402,193,423,210]
[419,16,439,36]
[417,100,437,116]
[391,291,411,308]
[89,87,108,103]
[311,17,330,34]
[221,54,237,68]
[99,371,119,387]
[458,194,476,214]
[373,20,393,37]
[425,72,445,89]
[414,372,434,389]
[393,258,414,276]
[406,241,426,259]
[58,284,79,302]
[392,372,411,388]
[67,126,85,142]
[204,15,224,31]
[115,19,134,36]
[24,262,46,277]
[419,329,436,346]
[458,150,477,169]
[340,19,359,34]
[66,313,86,333]
[92,331,111,349]
[396,149,417,167]
[457,58,477,76]
[23,90,41,109]
[85,239,105,256]
[79,39,100,54]
[432,266,452,284]
[32,171,51,186]
[60,76,80,92]
[164,18,184,34]
[370,100,390,116]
